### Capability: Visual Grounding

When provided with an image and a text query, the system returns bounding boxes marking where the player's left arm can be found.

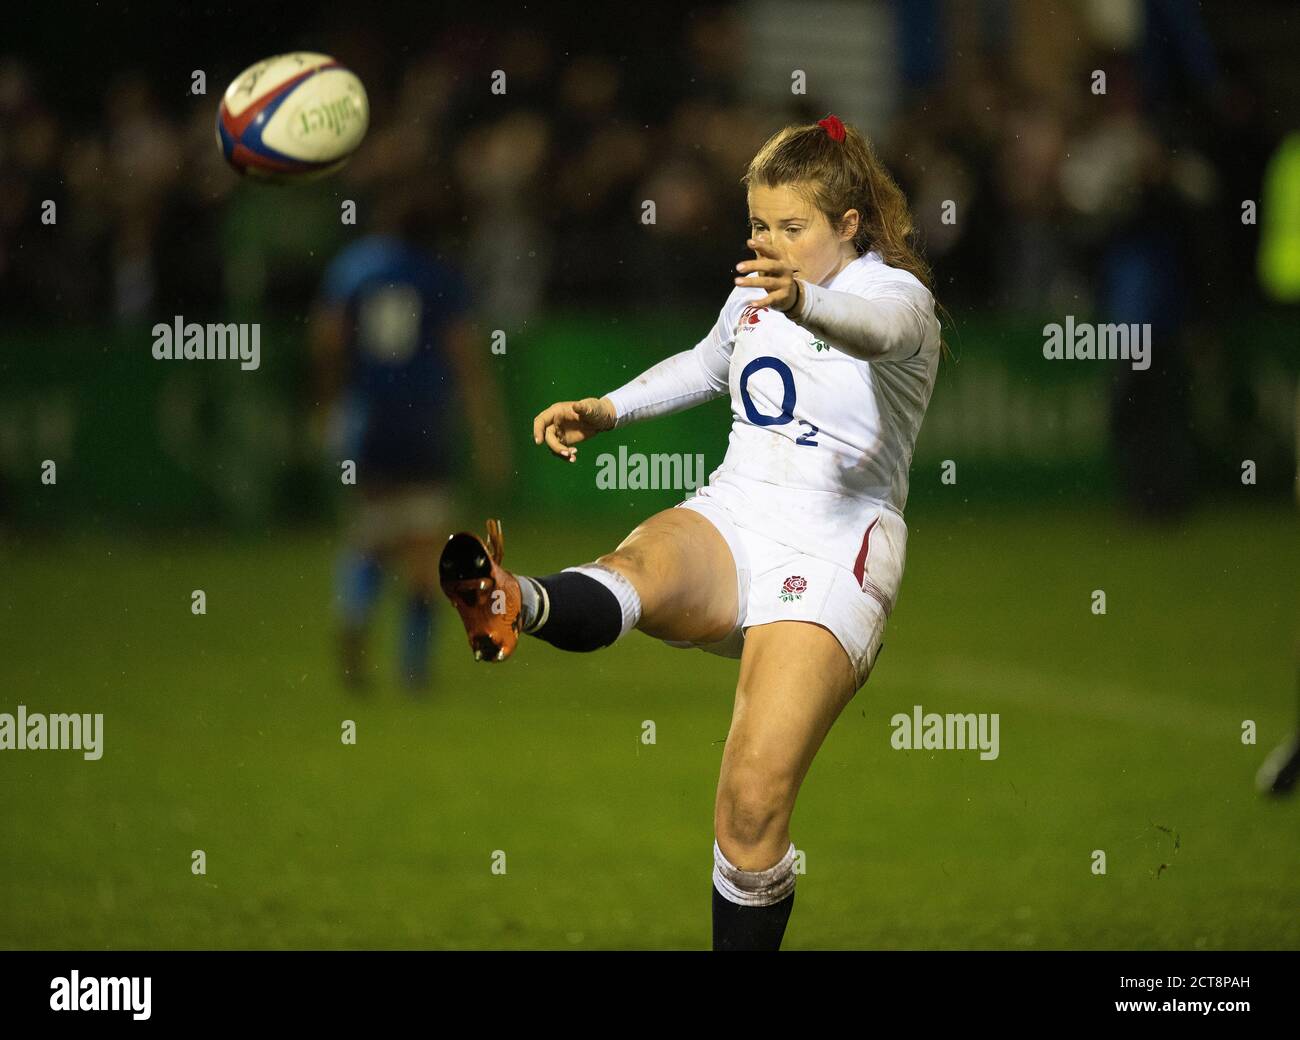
[738,240,938,363]
[309,245,363,438]
[795,281,937,363]
[445,315,512,493]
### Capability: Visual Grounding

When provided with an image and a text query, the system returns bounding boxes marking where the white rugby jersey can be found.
[686,250,940,567]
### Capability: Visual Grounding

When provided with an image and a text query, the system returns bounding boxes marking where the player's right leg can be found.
[336,484,406,688]
[392,484,455,691]
[335,545,383,689]
[440,506,738,662]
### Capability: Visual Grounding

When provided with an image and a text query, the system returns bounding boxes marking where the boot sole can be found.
[440,533,511,661]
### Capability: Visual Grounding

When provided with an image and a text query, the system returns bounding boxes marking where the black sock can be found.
[712,885,795,951]
[522,571,622,652]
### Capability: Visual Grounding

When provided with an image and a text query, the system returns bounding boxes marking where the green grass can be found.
[0,503,1297,949]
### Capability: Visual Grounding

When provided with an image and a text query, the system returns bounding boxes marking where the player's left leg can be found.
[394,484,456,691]
[440,506,739,662]
[398,531,442,691]
[711,619,861,951]
[335,547,384,690]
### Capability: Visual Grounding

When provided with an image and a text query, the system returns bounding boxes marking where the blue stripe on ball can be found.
[237,81,343,171]
[216,115,237,162]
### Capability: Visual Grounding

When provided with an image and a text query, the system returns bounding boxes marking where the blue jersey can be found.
[319,236,470,481]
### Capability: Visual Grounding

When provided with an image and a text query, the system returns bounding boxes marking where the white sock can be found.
[561,563,642,639]
[712,840,797,907]
[519,575,549,633]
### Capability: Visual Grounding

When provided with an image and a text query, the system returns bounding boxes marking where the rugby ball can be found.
[217,52,368,181]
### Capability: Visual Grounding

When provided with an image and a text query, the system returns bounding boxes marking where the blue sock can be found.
[337,551,383,629]
[401,593,434,687]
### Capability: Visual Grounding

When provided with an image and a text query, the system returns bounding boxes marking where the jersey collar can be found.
[822,250,878,291]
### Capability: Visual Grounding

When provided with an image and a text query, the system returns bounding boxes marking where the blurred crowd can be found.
[0,1,1284,328]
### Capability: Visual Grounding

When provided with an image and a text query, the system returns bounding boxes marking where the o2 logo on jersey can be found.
[738,355,819,446]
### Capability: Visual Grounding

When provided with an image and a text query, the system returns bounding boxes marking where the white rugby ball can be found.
[217,52,368,181]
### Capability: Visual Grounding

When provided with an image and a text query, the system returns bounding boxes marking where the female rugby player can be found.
[440,114,942,950]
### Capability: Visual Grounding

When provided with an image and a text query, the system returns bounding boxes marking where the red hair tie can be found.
[818,114,846,142]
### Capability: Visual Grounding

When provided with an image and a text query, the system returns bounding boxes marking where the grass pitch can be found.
[1,503,1296,949]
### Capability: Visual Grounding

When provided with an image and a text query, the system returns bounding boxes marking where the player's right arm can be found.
[308,242,368,443]
[532,288,747,462]
[532,397,618,462]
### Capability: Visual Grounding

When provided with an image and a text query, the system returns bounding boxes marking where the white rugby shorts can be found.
[664,493,907,689]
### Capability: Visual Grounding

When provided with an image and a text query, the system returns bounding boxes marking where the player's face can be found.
[746,183,860,287]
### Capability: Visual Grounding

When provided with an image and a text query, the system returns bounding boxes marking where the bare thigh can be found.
[595,507,739,644]
[714,620,858,870]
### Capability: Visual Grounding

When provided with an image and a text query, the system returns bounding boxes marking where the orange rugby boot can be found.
[439,518,522,662]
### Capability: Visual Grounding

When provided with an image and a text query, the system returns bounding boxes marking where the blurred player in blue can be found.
[311,195,509,691]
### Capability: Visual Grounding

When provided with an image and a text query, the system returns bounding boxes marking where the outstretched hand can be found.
[532,396,616,462]
[735,238,802,315]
